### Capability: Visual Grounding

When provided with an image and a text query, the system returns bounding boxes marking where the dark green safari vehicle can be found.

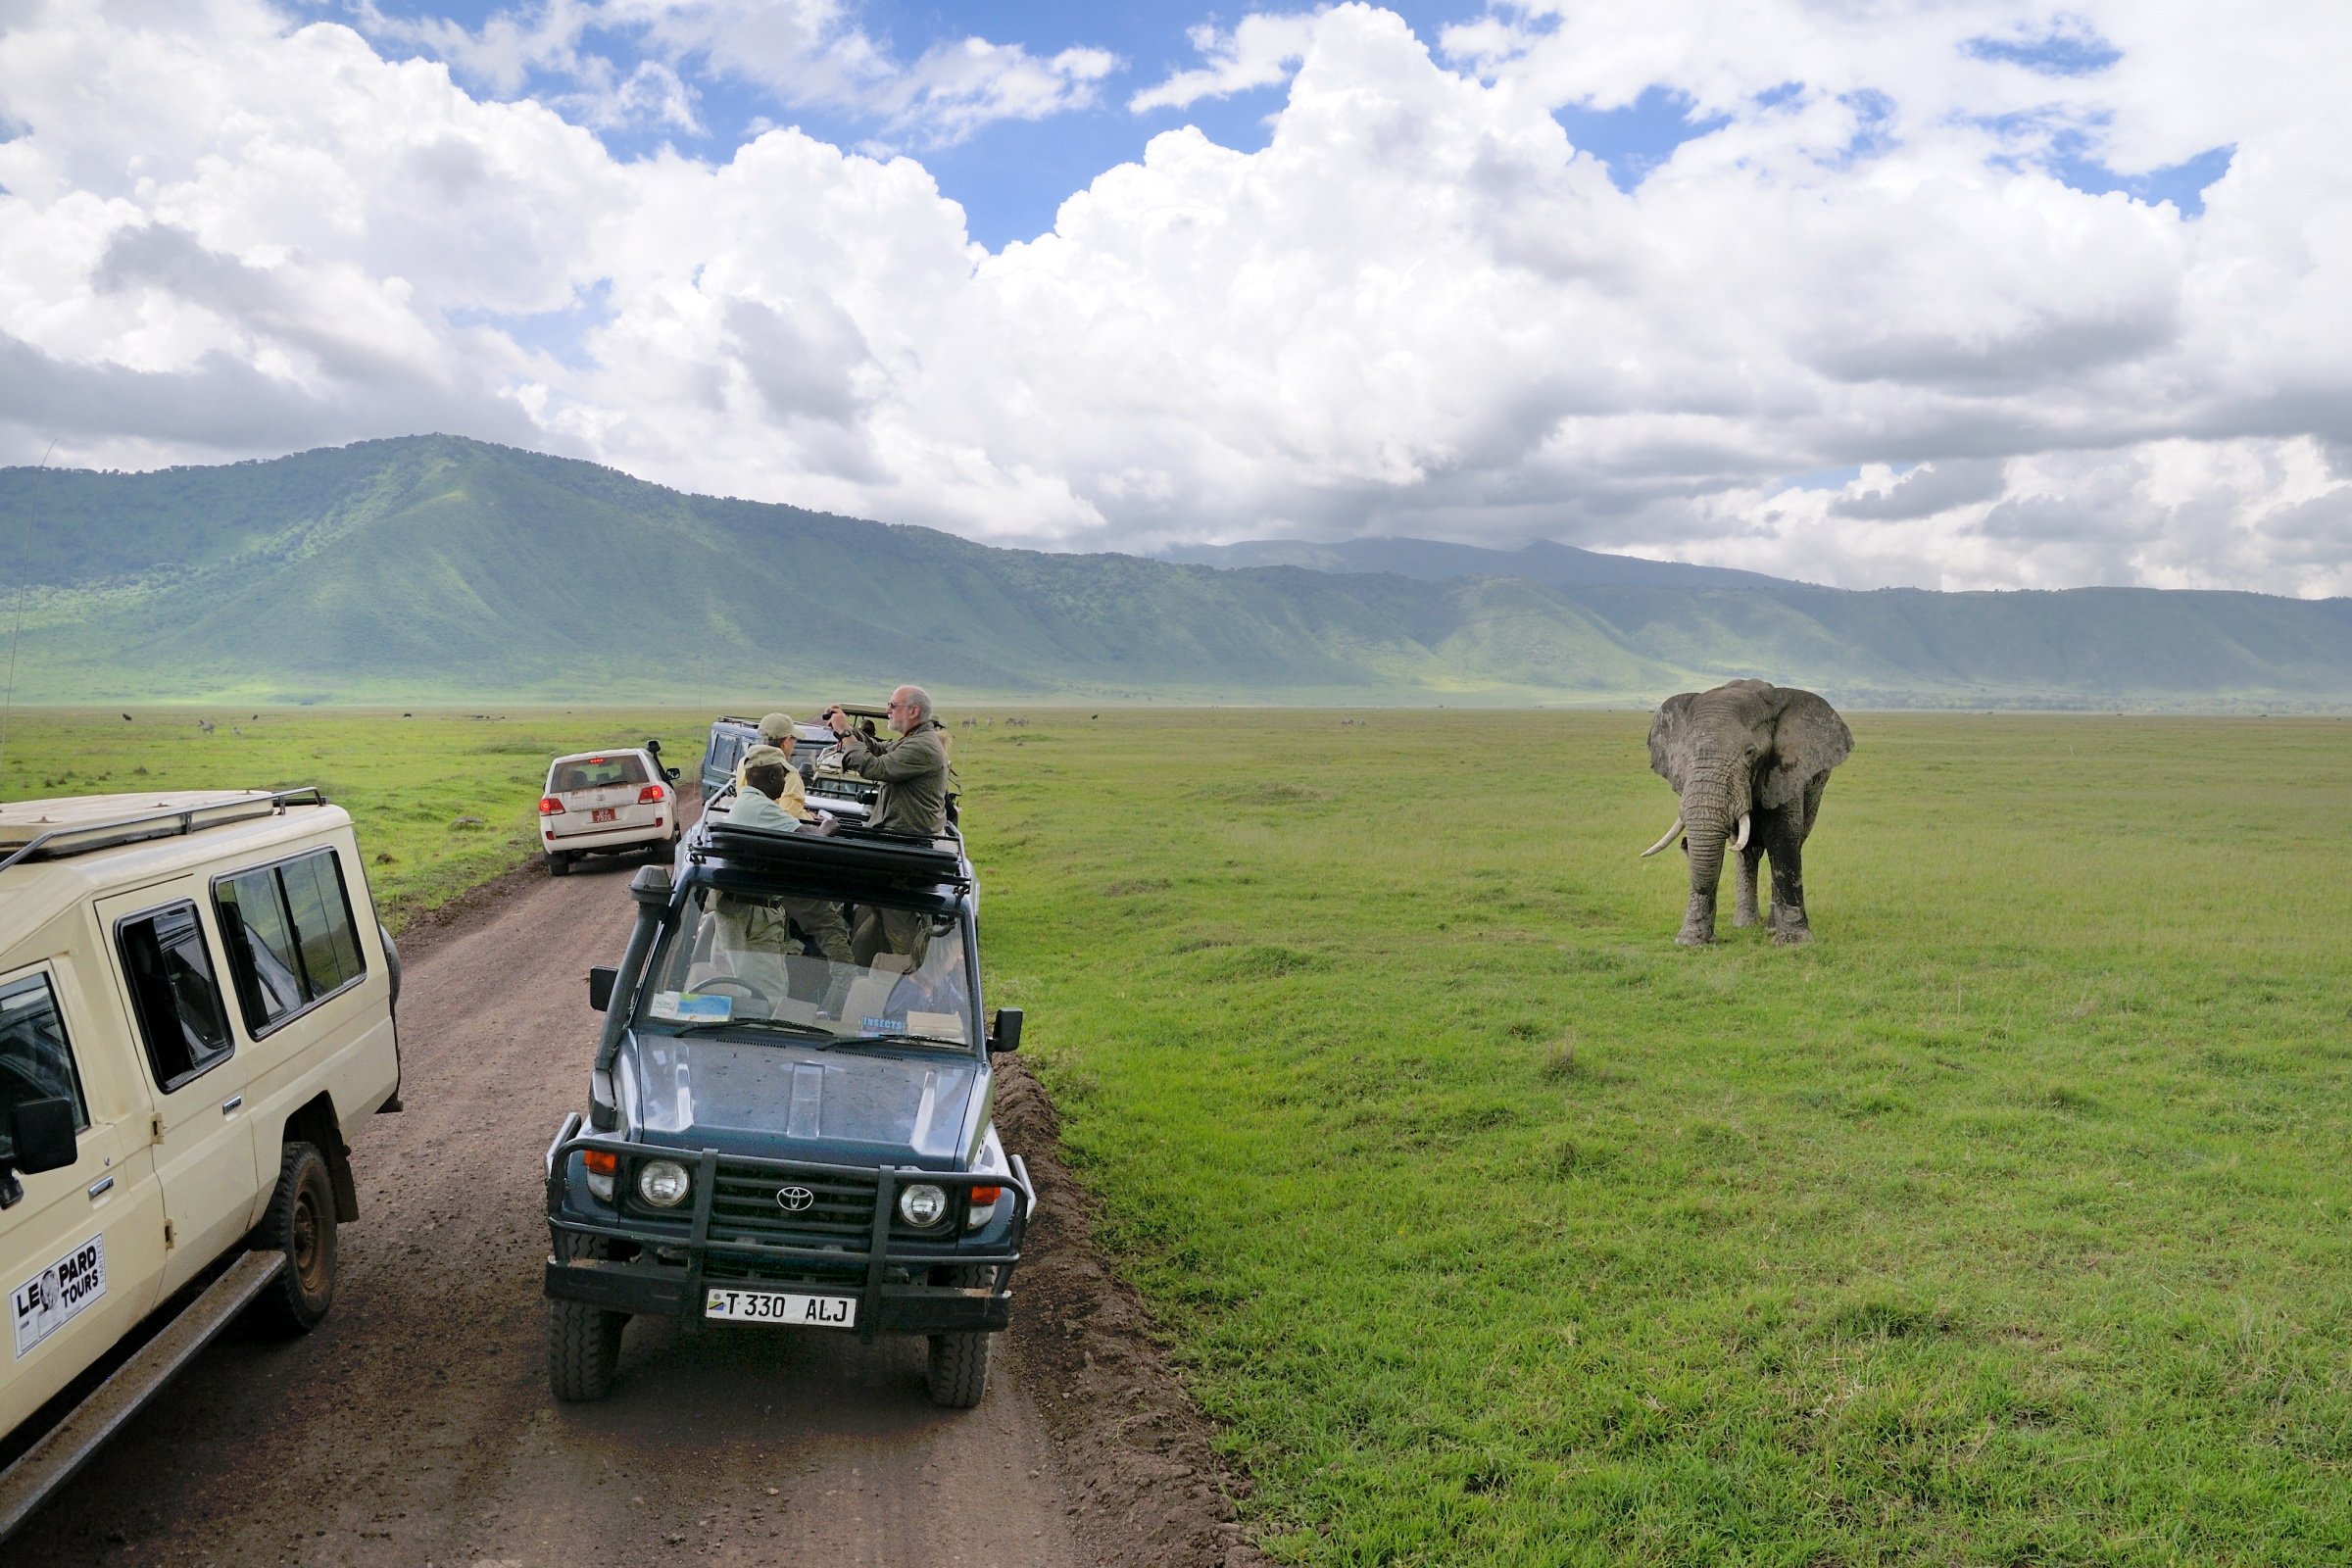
[541,794,1031,1407]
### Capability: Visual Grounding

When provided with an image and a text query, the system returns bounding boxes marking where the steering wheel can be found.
[691,975,773,1010]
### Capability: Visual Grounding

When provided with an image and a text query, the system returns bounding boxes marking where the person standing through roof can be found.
[725,746,854,973]
[822,686,952,966]
[821,686,951,836]
[734,712,814,821]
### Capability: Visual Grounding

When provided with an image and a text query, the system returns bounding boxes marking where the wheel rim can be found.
[292,1185,326,1296]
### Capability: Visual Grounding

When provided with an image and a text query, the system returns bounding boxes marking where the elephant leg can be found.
[1769,782,1828,945]
[1676,841,1718,946]
[1733,843,1764,927]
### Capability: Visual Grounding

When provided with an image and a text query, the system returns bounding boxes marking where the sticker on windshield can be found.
[650,991,733,1023]
[12,1234,107,1359]
[859,1016,906,1034]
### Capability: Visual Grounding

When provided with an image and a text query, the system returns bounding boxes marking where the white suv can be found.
[538,744,681,875]
[0,789,402,1536]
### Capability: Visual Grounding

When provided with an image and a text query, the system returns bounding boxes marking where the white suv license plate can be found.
[705,1287,857,1328]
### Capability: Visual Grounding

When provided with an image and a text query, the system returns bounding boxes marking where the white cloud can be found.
[351,0,1112,148]
[4,0,2352,596]
[1130,12,1320,113]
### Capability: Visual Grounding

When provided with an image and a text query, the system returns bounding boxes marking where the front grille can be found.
[710,1162,876,1242]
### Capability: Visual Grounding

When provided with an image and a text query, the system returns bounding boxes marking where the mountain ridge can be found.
[3,435,2346,709]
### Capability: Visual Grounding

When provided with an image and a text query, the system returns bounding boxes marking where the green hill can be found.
[1,436,2345,709]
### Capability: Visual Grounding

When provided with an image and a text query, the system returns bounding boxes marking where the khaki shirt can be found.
[838,718,951,836]
[734,753,813,821]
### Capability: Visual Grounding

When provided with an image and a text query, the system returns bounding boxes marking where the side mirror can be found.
[988,1007,1023,1054]
[587,965,617,1012]
[1,1098,78,1208]
[664,766,680,783]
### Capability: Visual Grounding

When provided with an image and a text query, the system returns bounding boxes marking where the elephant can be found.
[1641,679,1853,946]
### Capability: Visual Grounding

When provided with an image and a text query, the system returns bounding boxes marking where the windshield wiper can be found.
[663,1017,836,1041]
[837,1031,970,1050]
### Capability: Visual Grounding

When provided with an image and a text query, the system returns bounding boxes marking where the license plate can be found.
[705,1288,857,1328]
[591,808,616,823]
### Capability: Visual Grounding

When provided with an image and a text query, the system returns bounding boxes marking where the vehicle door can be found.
[0,964,168,1436]
[214,845,379,1183]
[96,891,258,1298]
[551,755,657,839]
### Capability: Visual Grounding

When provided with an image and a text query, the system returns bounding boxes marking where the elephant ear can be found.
[1645,693,1698,791]
[1761,688,1853,809]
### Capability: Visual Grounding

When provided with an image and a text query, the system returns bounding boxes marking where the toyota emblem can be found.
[775,1185,816,1212]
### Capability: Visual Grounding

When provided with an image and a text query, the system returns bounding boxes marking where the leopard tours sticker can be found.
[12,1234,108,1358]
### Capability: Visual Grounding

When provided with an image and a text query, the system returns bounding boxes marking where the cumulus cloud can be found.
[351,0,1112,148]
[3,0,2352,597]
[1130,12,1320,113]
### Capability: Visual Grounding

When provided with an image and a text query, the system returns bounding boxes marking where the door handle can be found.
[220,1095,244,1115]
[87,1175,116,1200]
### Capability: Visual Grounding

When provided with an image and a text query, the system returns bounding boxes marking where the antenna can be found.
[0,439,59,793]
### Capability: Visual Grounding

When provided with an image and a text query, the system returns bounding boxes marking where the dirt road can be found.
[13,854,1155,1566]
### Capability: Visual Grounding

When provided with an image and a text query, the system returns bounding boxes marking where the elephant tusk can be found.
[1731,812,1751,854]
[1639,815,1685,858]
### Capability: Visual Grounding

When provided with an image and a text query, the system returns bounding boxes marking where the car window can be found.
[0,972,90,1162]
[552,755,651,793]
[214,849,368,1035]
[640,887,974,1054]
[117,903,234,1092]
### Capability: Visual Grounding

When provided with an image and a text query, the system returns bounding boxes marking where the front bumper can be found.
[542,1115,1033,1340]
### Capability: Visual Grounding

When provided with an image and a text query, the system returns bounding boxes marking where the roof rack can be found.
[0,788,327,874]
[691,814,971,892]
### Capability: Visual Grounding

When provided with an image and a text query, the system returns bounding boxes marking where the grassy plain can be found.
[966,710,2352,1566]
[0,706,700,928]
[5,706,2347,1562]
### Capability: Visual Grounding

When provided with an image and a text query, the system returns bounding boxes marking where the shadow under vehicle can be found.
[542,792,1031,1408]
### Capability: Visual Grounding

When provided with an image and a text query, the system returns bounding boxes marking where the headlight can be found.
[638,1158,692,1208]
[897,1183,949,1228]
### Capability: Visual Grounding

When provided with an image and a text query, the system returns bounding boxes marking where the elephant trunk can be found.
[1673,762,1750,945]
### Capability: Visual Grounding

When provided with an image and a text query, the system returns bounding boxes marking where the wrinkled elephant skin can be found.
[1643,678,1854,946]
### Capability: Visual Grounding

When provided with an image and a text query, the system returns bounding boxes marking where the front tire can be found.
[254,1142,337,1334]
[547,1235,625,1401]
[925,1265,993,1408]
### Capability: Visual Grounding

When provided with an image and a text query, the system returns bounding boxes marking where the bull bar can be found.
[542,1114,1034,1341]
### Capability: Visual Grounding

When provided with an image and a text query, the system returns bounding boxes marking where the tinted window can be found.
[0,973,89,1162]
[213,849,368,1035]
[119,903,233,1091]
[551,755,650,793]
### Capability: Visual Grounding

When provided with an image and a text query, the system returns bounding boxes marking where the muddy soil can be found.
[12,843,1263,1566]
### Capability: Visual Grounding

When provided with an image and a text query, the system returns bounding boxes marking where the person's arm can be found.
[843,729,946,783]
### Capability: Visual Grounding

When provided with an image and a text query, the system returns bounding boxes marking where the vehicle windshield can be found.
[552,755,650,793]
[638,885,973,1048]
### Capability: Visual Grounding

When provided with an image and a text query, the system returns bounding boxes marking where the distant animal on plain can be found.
[197,719,215,733]
[121,712,132,721]
[1642,678,1853,947]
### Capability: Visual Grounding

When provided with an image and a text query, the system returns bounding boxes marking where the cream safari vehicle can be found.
[0,789,402,1539]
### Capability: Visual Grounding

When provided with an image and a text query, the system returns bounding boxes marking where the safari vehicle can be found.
[0,790,402,1539]
[541,787,1030,1409]
[697,715,840,804]
[539,742,681,875]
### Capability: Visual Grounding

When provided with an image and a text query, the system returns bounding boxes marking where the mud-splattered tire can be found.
[547,1235,624,1402]
[253,1142,337,1335]
[926,1331,990,1408]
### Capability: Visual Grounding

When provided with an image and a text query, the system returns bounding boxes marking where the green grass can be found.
[6,705,2346,1561]
[961,710,2352,1565]
[0,706,708,931]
